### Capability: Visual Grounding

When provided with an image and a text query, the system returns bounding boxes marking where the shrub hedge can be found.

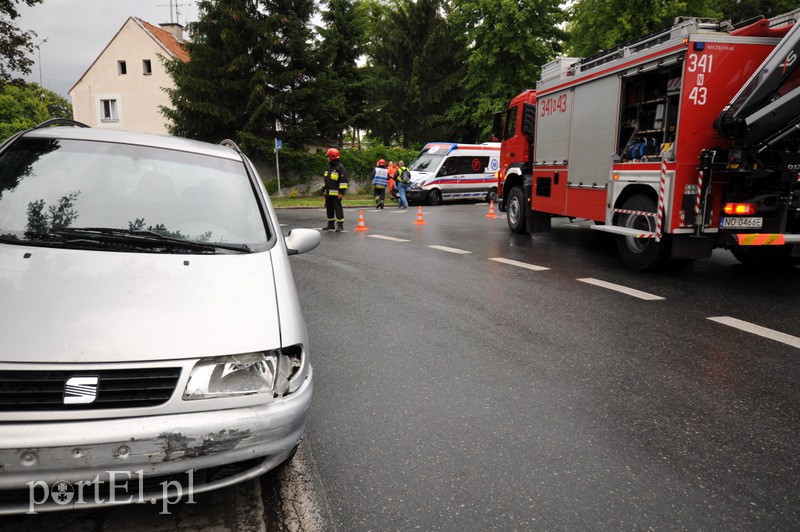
[241,136,419,195]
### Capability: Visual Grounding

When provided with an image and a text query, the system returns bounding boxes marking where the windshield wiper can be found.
[43,227,252,254]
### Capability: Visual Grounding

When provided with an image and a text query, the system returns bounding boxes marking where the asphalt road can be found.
[278,202,800,530]
[2,202,797,530]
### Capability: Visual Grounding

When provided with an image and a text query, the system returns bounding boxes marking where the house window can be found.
[118,60,127,75]
[101,99,118,122]
[143,59,152,75]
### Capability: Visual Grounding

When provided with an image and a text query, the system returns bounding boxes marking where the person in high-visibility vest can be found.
[371,159,389,209]
[322,148,348,232]
[395,160,410,209]
[387,161,398,201]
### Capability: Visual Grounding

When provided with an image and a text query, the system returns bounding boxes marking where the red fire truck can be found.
[494,11,800,269]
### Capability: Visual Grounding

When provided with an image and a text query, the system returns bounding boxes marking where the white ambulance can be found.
[404,142,501,205]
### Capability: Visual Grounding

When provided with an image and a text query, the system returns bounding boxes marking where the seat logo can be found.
[64,376,99,404]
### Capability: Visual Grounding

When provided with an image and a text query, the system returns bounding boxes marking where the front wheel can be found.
[615,194,669,270]
[507,186,528,234]
[486,187,498,203]
[427,189,443,206]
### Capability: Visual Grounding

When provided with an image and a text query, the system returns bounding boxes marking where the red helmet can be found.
[377,159,386,166]
[326,148,340,161]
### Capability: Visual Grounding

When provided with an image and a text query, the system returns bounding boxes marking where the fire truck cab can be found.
[495,11,800,269]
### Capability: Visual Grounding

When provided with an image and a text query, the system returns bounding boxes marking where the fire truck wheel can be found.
[507,186,528,234]
[486,188,498,203]
[731,245,800,267]
[427,189,443,206]
[615,194,668,270]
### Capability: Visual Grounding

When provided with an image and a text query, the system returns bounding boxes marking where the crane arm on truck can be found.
[715,18,800,149]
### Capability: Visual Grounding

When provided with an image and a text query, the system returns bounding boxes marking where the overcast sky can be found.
[17,0,201,98]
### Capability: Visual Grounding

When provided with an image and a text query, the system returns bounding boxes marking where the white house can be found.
[69,17,189,134]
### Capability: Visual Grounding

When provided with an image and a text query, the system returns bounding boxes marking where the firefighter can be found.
[371,159,389,209]
[322,148,348,232]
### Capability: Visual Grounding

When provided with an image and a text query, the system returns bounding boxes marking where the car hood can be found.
[0,245,281,363]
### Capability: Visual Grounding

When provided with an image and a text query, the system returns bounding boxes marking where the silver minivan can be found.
[0,122,319,514]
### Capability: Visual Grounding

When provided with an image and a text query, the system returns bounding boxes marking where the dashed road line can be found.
[577,277,665,301]
[368,234,409,242]
[429,245,471,255]
[708,316,800,349]
[489,257,549,271]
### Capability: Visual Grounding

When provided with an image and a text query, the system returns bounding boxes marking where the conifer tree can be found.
[162,0,264,142]
[316,0,368,147]
[367,0,462,147]
[253,0,320,148]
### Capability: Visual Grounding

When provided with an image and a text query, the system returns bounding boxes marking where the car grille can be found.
[0,368,181,411]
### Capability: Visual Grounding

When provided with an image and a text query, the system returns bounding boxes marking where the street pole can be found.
[35,38,47,87]
[274,138,282,197]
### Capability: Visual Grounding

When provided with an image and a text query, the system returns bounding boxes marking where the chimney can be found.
[159,23,184,42]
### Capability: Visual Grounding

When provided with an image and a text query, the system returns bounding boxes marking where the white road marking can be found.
[489,257,549,271]
[369,234,409,242]
[429,245,472,255]
[708,316,800,349]
[577,278,665,301]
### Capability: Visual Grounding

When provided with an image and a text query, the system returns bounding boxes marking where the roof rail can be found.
[574,17,720,74]
[768,8,800,28]
[33,118,90,129]
[220,138,243,153]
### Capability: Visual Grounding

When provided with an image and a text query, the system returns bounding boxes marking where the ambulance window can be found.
[504,107,518,139]
[457,156,489,174]
[441,157,458,175]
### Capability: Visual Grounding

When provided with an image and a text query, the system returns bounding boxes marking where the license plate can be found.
[721,217,763,229]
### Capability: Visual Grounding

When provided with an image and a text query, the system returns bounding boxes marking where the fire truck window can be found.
[504,107,518,139]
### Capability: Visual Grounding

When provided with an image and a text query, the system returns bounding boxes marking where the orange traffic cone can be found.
[413,206,427,225]
[354,210,369,231]
[486,200,497,218]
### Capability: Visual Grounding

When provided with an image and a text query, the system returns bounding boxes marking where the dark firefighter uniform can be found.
[323,157,348,231]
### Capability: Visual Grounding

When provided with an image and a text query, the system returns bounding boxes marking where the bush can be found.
[242,138,418,194]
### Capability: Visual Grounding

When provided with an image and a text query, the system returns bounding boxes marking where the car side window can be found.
[439,157,458,176]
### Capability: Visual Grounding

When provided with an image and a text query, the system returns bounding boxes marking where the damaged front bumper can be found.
[0,368,312,514]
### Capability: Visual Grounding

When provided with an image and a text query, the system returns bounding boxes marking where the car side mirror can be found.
[285,228,321,255]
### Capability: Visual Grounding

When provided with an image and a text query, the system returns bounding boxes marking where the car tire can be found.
[731,245,800,267]
[615,194,669,270]
[486,188,498,203]
[427,189,443,206]
[507,186,528,234]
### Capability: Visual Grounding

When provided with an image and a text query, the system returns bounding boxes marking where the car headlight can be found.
[183,349,301,400]
[411,181,424,189]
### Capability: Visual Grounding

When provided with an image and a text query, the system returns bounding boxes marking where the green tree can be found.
[366,0,463,147]
[162,0,265,143]
[712,0,798,24]
[0,0,43,82]
[254,0,321,148]
[567,0,719,57]
[448,0,567,140]
[0,81,72,140]
[315,0,368,147]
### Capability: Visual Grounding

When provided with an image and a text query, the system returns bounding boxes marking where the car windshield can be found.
[409,152,444,172]
[0,137,269,251]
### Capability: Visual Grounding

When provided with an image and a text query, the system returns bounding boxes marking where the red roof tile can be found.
[135,18,190,63]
